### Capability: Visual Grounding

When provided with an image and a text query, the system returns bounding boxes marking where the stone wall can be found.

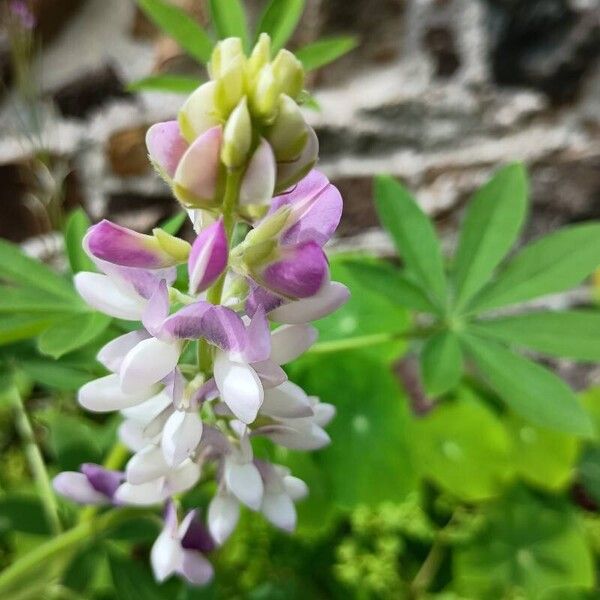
[0,0,598,258]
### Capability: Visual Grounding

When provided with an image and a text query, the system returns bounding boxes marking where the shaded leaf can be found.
[472,310,600,362]
[108,551,169,600]
[128,74,202,94]
[159,211,188,236]
[374,175,447,306]
[296,36,358,71]
[453,163,528,310]
[20,359,93,391]
[471,223,600,313]
[0,314,62,346]
[136,0,213,63]
[461,334,594,437]
[0,287,80,314]
[0,493,51,535]
[255,0,305,52]
[420,331,463,396]
[64,208,95,273]
[209,0,249,48]
[38,312,111,359]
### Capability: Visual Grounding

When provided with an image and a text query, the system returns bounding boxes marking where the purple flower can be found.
[188,219,228,294]
[53,464,124,505]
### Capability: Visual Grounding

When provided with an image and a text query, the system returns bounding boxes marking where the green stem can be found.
[198,168,243,373]
[9,386,62,535]
[0,508,136,594]
[409,537,445,598]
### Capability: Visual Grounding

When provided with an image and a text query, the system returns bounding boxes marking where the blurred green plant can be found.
[128,0,357,96]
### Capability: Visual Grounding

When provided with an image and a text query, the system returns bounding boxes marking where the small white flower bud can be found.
[266,95,308,161]
[247,33,271,80]
[272,49,304,100]
[222,97,252,168]
[250,64,280,121]
[209,37,245,79]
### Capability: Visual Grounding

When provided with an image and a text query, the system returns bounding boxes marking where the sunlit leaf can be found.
[209,0,249,48]
[136,0,213,63]
[461,334,594,437]
[295,36,358,71]
[159,211,188,236]
[453,163,528,310]
[255,0,305,52]
[374,175,447,306]
[127,74,202,94]
[0,314,62,346]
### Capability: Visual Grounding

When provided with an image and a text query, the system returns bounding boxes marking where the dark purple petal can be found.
[261,241,328,299]
[245,284,284,317]
[81,463,124,499]
[181,515,216,553]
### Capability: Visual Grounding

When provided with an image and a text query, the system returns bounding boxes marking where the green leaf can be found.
[471,223,600,313]
[461,334,594,437]
[0,287,80,314]
[135,0,213,63]
[343,259,440,313]
[62,544,105,594]
[505,414,579,491]
[127,74,202,94]
[0,239,76,300]
[289,351,417,508]
[471,310,600,362]
[374,175,447,306]
[310,256,411,361]
[0,493,51,535]
[255,0,305,52]
[38,312,111,359]
[108,551,169,600]
[453,163,528,310]
[295,36,358,71]
[20,359,93,391]
[209,0,249,48]
[64,208,95,273]
[411,391,513,501]
[159,211,187,235]
[0,314,62,345]
[420,331,463,396]
[454,488,595,598]
[578,447,600,505]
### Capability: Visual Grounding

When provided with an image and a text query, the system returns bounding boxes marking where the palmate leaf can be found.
[38,312,112,359]
[135,0,213,64]
[0,314,65,346]
[420,331,463,396]
[470,222,600,313]
[209,0,249,48]
[127,74,202,94]
[255,0,305,52]
[461,334,594,437]
[454,487,595,598]
[64,208,95,273]
[343,259,440,313]
[452,163,528,311]
[374,175,447,306]
[295,36,358,71]
[471,310,600,362]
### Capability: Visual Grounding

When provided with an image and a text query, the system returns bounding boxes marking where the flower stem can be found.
[9,386,62,535]
[198,167,243,373]
[0,508,136,594]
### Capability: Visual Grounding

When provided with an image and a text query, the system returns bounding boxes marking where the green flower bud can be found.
[214,54,246,116]
[272,49,304,100]
[247,33,271,80]
[209,37,245,79]
[152,228,191,261]
[242,239,277,266]
[250,64,280,121]
[221,97,252,168]
[266,94,308,161]
[178,81,221,142]
[245,205,291,245]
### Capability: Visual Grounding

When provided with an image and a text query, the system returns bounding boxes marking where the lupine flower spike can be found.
[54,34,349,586]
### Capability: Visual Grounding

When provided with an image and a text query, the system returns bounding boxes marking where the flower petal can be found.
[260,381,313,419]
[180,514,215,553]
[142,279,170,336]
[120,337,182,394]
[97,330,149,373]
[53,472,108,505]
[207,492,240,544]
[146,120,188,180]
[243,307,271,363]
[166,459,201,495]
[75,272,146,320]
[239,139,276,206]
[115,479,165,505]
[179,551,214,585]
[269,324,317,365]
[81,464,124,499]
[224,457,264,510]
[173,126,222,208]
[283,475,309,501]
[254,422,331,450]
[121,391,174,437]
[268,281,350,324]
[79,374,158,412]
[188,219,228,294]
[261,492,297,532]
[251,360,288,388]
[275,126,318,193]
[214,352,263,424]
[161,410,203,467]
[178,81,220,141]
[151,530,183,582]
[126,445,169,485]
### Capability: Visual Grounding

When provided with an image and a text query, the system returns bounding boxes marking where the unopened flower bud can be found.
[188,219,228,294]
[272,50,304,100]
[267,95,308,162]
[152,228,192,262]
[214,56,246,116]
[210,37,245,79]
[250,64,280,121]
[247,33,271,80]
[221,97,252,168]
[243,239,278,266]
[245,205,292,246]
[178,81,221,142]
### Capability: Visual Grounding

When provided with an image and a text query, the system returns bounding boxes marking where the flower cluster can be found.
[53,35,348,586]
